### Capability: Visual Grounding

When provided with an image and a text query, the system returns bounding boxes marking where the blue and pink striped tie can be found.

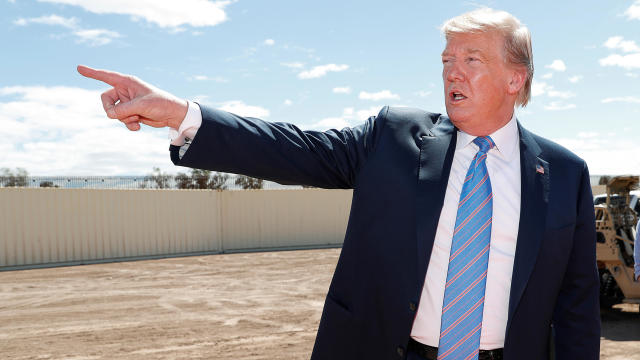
[438,136,495,360]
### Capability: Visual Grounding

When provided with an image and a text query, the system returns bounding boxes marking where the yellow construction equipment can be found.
[595,175,640,308]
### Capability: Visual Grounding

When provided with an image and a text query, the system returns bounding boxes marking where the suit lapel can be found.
[415,117,457,290]
[506,123,549,332]
[413,118,549,334]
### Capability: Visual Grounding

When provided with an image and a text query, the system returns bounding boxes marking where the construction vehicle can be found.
[595,175,640,308]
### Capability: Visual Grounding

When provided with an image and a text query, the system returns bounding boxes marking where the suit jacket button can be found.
[409,302,417,312]
[397,346,405,357]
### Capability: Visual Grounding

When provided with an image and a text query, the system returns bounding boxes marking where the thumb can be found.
[112,98,141,120]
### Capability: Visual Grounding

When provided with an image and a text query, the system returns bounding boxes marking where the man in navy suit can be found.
[79,7,600,360]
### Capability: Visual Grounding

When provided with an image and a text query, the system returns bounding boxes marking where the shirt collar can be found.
[455,113,520,161]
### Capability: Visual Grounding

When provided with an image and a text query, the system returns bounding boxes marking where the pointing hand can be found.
[77,65,188,131]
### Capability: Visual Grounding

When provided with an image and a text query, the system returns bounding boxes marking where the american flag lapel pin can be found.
[536,164,545,174]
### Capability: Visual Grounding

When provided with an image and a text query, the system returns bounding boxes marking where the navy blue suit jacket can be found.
[170,105,600,360]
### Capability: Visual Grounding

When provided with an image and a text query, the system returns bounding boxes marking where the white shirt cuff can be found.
[169,101,202,146]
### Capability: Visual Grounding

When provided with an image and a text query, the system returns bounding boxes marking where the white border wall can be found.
[0,188,352,269]
[0,185,606,269]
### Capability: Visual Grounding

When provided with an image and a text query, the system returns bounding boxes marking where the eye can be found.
[466,56,482,64]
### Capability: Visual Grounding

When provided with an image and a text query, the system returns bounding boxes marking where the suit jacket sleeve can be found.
[552,162,601,359]
[635,220,640,280]
[170,104,386,189]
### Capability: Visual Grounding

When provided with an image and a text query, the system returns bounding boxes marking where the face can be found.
[441,31,522,136]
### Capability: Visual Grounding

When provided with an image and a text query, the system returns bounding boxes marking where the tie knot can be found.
[473,136,495,153]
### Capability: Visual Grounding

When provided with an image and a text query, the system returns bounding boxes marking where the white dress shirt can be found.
[169,101,202,147]
[410,115,521,350]
[170,105,522,349]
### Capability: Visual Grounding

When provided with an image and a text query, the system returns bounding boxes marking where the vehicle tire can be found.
[599,269,623,309]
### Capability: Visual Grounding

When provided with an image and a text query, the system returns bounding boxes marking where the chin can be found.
[446,110,470,129]
[448,113,486,136]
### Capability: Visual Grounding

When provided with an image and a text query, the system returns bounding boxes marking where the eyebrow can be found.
[441,48,484,57]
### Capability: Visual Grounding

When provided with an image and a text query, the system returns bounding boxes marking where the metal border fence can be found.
[0,175,303,190]
[0,174,608,190]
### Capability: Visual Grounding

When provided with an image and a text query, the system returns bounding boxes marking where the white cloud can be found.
[218,100,270,118]
[359,90,399,101]
[601,96,640,104]
[531,81,550,97]
[306,107,356,130]
[568,75,583,83]
[603,36,640,53]
[541,72,553,79]
[188,75,228,82]
[305,106,383,131]
[73,29,121,46]
[283,99,293,106]
[532,81,575,100]
[626,72,639,78]
[298,64,349,79]
[264,38,275,46]
[14,14,78,28]
[554,134,640,174]
[625,0,640,20]
[415,90,432,97]
[308,117,351,131]
[547,89,576,99]
[38,0,232,28]
[332,86,351,94]
[545,59,567,72]
[356,106,383,120]
[544,101,576,111]
[592,36,640,71]
[577,131,599,138]
[13,13,121,47]
[599,53,640,69]
[0,85,174,175]
[195,97,271,120]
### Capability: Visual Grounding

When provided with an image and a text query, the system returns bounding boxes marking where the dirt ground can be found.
[0,248,638,360]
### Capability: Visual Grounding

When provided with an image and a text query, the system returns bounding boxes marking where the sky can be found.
[1,0,639,176]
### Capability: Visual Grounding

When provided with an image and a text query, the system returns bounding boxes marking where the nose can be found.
[444,61,465,82]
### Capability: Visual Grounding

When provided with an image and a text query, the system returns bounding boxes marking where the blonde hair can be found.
[441,8,534,107]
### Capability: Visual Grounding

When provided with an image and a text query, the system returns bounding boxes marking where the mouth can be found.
[449,90,467,103]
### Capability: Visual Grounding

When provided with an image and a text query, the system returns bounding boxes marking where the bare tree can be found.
[175,172,192,189]
[175,169,229,190]
[234,175,264,190]
[0,168,28,187]
[209,172,230,190]
[191,169,211,189]
[144,167,172,189]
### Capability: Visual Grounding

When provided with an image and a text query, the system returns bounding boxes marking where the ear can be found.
[507,65,527,95]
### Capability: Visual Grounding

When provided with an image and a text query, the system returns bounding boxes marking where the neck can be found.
[460,109,514,137]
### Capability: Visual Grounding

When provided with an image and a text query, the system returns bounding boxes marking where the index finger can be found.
[77,65,126,87]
